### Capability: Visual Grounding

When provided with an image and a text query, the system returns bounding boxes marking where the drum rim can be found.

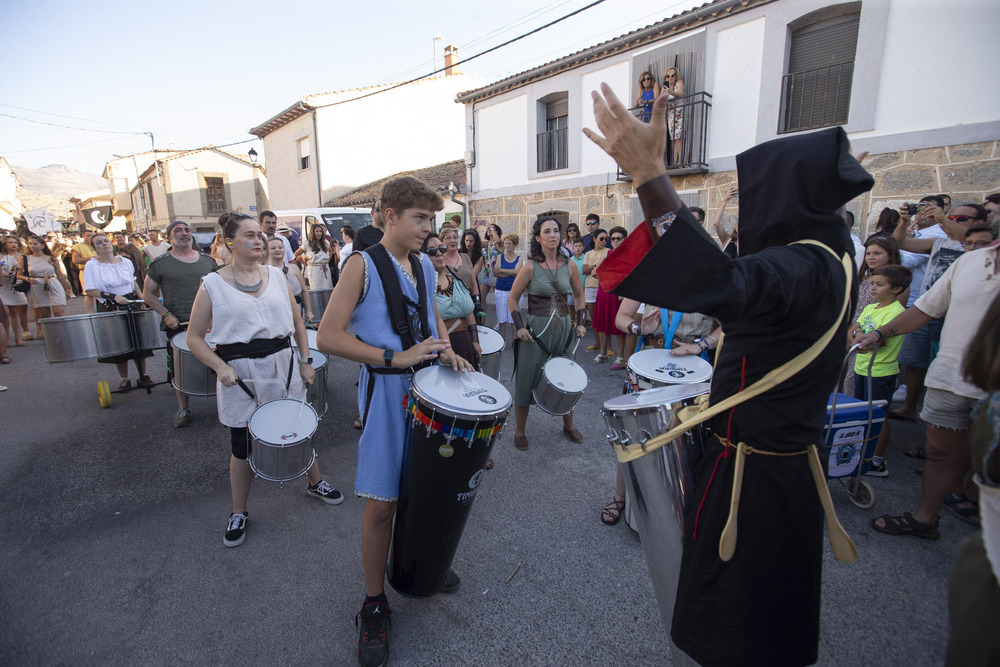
[627,350,713,384]
[249,398,319,442]
[602,382,711,410]
[411,366,512,418]
[38,311,127,324]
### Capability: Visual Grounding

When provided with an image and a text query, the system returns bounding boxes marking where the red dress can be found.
[593,249,622,336]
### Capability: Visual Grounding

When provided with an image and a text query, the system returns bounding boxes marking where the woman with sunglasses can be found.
[479,223,502,317]
[633,71,659,123]
[562,223,582,256]
[582,229,609,357]
[661,66,685,165]
[423,232,480,367]
[593,227,630,368]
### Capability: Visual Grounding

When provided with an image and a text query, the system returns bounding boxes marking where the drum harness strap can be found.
[613,240,858,564]
[216,337,294,401]
[359,245,431,429]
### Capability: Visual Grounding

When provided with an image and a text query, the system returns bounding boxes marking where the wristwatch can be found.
[629,321,640,335]
[298,355,313,364]
[383,349,394,368]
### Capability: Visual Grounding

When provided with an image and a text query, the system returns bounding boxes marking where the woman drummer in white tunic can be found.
[187,213,342,549]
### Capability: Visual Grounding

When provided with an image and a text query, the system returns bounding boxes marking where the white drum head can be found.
[309,349,327,369]
[476,326,504,355]
[542,357,588,393]
[412,365,511,415]
[173,331,190,351]
[249,398,318,444]
[603,383,711,411]
[628,349,713,384]
[306,329,319,350]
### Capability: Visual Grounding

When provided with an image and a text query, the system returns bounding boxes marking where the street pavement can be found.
[0,296,976,665]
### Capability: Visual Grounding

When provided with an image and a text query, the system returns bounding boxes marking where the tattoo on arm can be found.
[886,327,899,337]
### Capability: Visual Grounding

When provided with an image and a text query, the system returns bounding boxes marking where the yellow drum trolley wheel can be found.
[97,380,112,408]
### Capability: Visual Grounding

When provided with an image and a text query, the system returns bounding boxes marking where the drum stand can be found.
[96,301,170,408]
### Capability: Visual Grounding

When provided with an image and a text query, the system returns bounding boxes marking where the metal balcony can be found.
[617,91,711,181]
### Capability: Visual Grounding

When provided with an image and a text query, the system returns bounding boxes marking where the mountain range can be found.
[13,164,106,219]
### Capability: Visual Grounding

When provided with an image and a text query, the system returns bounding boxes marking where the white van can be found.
[271,207,372,241]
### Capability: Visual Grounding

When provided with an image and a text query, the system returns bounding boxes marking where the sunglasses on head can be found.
[948,214,980,222]
[424,245,448,257]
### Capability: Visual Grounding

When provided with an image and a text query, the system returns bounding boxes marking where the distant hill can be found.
[14,164,106,219]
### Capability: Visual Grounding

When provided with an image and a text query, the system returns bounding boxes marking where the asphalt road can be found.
[0,296,975,666]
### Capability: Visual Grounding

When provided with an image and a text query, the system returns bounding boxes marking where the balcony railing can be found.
[537,126,568,172]
[779,62,853,134]
[617,91,711,181]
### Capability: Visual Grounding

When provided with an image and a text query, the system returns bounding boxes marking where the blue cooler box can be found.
[823,393,886,478]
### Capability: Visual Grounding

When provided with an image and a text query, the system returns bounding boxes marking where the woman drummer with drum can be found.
[186,212,342,549]
[508,216,587,450]
[83,233,154,391]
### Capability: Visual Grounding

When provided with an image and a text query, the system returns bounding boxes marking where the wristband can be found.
[705,334,717,348]
[101,291,114,301]
[694,337,709,352]
[575,309,587,326]
[469,326,479,343]
[872,329,885,342]
[511,310,525,332]
[162,311,173,320]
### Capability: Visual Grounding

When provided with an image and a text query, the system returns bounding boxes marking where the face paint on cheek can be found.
[245,241,255,249]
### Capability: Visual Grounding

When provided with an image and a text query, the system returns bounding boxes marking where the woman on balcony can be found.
[633,71,658,123]
[661,67,685,165]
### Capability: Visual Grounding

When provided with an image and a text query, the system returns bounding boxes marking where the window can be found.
[536,210,569,229]
[779,12,860,134]
[205,177,226,213]
[297,137,311,171]
[536,95,568,172]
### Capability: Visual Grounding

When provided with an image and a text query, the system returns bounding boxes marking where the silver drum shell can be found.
[40,312,132,363]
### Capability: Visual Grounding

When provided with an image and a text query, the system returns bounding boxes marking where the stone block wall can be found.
[468,140,999,250]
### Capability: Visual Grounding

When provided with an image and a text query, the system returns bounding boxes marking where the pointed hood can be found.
[735,126,873,257]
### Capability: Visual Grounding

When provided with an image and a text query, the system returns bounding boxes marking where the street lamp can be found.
[248,148,258,164]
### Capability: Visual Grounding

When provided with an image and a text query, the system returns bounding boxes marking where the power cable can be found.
[312,0,607,109]
[0,111,144,135]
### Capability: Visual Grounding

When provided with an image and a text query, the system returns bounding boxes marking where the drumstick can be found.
[806,445,858,562]
[718,443,746,562]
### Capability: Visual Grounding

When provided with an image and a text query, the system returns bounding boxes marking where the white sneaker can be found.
[892,384,907,402]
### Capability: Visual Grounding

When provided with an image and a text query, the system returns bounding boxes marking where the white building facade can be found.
[131,148,268,232]
[251,66,482,210]
[458,0,1000,240]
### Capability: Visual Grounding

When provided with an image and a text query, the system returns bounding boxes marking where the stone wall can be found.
[468,140,1000,247]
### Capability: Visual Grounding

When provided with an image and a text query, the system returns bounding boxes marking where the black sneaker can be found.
[223,512,247,547]
[865,460,889,478]
[356,601,391,667]
[440,569,460,594]
[308,479,345,505]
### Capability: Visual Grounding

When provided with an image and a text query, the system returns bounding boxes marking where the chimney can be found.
[444,44,460,76]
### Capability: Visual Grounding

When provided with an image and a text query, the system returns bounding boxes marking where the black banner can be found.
[82,206,114,229]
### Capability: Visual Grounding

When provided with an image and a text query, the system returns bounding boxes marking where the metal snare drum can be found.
[532,356,588,416]
[626,349,713,392]
[602,383,710,640]
[476,325,504,380]
[307,289,333,320]
[39,312,132,363]
[389,366,511,598]
[248,398,318,483]
[171,330,217,396]
[130,310,168,350]
[306,349,328,417]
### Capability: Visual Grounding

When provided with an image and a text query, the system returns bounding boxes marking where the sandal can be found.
[592,354,607,364]
[870,512,940,540]
[118,379,132,392]
[602,498,625,526]
[944,495,981,526]
[563,427,584,443]
[21,332,33,341]
[610,357,625,370]
[514,434,528,451]
[903,447,926,459]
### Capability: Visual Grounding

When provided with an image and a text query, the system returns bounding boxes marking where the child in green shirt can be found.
[849,264,912,476]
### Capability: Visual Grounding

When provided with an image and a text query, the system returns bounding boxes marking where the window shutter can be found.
[546,97,568,119]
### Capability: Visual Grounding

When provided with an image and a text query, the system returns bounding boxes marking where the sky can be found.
[2,0,704,175]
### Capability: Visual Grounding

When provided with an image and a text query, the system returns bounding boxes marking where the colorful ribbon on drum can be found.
[404,396,503,442]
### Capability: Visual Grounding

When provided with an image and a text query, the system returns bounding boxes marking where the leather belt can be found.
[445,318,469,333]
[526,295,570,317]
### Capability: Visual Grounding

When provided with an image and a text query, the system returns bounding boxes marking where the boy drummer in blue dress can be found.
[316,176,474,667]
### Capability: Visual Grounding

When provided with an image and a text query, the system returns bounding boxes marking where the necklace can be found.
[233,266,264,293]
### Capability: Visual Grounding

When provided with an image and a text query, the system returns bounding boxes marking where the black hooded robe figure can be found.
[600,127,872,666]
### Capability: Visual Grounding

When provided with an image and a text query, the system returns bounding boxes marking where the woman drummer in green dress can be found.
[508,216,587,450]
